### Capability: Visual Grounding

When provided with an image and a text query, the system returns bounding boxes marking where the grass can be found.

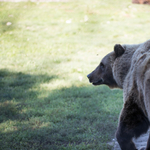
[0,0,150,149]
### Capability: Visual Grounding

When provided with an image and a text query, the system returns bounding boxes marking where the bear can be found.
[87,39,150,150]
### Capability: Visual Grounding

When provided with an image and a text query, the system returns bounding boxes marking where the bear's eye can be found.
[100,63,105,70]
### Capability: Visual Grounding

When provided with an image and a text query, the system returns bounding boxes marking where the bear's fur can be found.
[87,39,150,150]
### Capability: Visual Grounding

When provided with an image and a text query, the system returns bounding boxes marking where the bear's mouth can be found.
[92,78,104,85]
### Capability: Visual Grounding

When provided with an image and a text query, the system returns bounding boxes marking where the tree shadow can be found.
[0,69,57,123]
[0,75,122,149]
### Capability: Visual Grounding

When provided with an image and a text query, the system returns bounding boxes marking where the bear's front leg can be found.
[116,122,137,150]
[116,99,149,150]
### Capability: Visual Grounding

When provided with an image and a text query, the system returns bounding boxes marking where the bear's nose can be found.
[87,73,91,79]
[87,73,92,82]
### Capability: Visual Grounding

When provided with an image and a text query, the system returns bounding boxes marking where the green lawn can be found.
[0,0,150,149]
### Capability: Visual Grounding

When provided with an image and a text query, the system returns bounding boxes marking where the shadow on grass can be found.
[0,69,57,123]
[0,69,122,150]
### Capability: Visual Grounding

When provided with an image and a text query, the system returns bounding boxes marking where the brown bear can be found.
[87,39,150,150]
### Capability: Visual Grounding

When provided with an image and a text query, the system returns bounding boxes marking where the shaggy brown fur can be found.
[87,40,150,150]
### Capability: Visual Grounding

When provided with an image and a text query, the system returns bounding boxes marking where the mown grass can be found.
[0,0,150,149]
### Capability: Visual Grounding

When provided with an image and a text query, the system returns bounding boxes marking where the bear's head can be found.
[87,44,125,88]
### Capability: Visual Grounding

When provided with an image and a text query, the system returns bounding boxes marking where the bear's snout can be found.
[87,72,104,86]
[87,72,93,83]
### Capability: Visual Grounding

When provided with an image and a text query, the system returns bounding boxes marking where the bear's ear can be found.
[114,44,125,58]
